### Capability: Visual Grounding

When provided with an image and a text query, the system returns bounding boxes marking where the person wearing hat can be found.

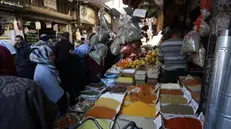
[32,34,54,48]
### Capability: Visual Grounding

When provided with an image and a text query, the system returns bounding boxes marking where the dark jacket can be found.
[55,39,74,64]
[15,43,35,79]
[0,76,58,129]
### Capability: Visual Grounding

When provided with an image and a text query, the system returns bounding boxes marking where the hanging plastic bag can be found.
[89,44,108,65]
[110,38,122,56]
[182,30,200,53]
[190,45,205,67]
[98,28,110,43]
[199,21,211,36]
[90,34,99,47]
[138,0,161,18]
[99,8,110,31]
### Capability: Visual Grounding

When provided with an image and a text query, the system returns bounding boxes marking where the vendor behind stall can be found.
[158,28,188,83]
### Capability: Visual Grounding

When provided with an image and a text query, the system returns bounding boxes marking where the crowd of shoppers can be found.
[0,30,119,129]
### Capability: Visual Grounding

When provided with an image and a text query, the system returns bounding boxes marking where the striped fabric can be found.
[158,38,187,71]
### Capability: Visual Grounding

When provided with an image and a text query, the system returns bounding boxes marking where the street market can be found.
[0,0,231,129]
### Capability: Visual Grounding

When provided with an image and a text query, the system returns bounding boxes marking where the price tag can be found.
[182,87,192,102]
[198,112,205,124]
[190,99,199,113]
[133,9,147,18]
[154,115,162,129]
[156,102,161,114]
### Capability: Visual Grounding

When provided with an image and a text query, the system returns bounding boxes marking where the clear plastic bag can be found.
[199,21,211,37]
[110,38,122,56]
[90,34,99,47]
[89,44,108,65]
[191,45,205,67]
[182,30,201,53]
[98,28,110,43]
[119,23,142,44]
[99,8,110,31]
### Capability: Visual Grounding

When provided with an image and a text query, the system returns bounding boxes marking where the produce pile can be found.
[116,49,158,69]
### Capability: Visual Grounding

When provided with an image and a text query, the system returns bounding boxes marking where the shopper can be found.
[14,35,35,79]
[0,46,58,129]
[32,34,54,48]
[55,32,80,105]
[72,33,95,58]
[30,45,67,114]
[158,29,188,83]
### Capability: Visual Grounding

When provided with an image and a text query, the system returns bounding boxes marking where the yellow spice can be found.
[94,97,120,110]
[120,101,156,118]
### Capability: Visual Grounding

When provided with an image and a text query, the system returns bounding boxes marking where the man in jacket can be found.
[15,35,35,79]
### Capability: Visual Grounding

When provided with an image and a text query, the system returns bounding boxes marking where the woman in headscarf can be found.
[0,46,58,129]
[30,45,67,114]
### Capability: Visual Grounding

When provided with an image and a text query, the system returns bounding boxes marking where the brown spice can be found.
[183,79,201,86]
[55,115,77,129]
[87,106,116,120]
[160,89,184,95]
[127,85,157,104]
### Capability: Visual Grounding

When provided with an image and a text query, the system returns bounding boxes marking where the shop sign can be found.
[44,0,57,10]
[80,5,96,25]
[104,12,112,24]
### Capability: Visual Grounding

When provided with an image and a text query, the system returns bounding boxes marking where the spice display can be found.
[127,85,157,104]
[183,79,201,86]
[94,98,120,110]
[160,95,188,104]
[164,117,202,129]
[161,105,194,115]
[71,101,94,114]
[147,79,158,85]
[107,86,127,93]
[78,119,110,129]
[161,83,181,89]
[81,90,100,96]
[117,77,134,84]
[191,92,201,102]
[160,89,184,96]
[87,106,116,120]
[120,101,156,118]
[55,115,77,129]
[88,83,104,88]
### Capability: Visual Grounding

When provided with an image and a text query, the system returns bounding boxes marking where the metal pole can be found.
[204,29,231,129]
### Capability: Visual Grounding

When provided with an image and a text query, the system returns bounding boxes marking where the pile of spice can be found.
[107,86,127,93]
[78,119,110,129]
[161,105,194,115]
[160,89,184,96]
[55,115,77,129]
[87,106,116,120]
[160,95,188,104]
[94,98,120,110]
[126,85,157,104]
[117,77,134,84]
[161,83,181,89]
[164,117,202,129]
[120,101,156,118]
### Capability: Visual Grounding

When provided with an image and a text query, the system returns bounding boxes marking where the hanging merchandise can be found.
[110,38,121,56]
[190,45,205,67]
[138,0,161,18]
[90,34,99,47]
[200,0,212,11]
[99,8,110,31]
[89,44,108,65]
[98,28,110,43]
[182,30,201,53]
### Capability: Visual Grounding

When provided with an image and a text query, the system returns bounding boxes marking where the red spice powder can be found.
[87,106,116,120]
[164,117,202,129]
[160,89,184,95]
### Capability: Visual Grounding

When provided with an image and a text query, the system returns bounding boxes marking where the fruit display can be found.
[116,49,158,69]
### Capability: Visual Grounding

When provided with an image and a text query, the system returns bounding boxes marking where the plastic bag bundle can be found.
[98,28,110,43]
[182,31,200,53]
[90,34,99,47]
[191,45,205,67]
[89,43,108,65]
[99,8,110,31]
[138,0,161,18]
[110,38,122,56]
[199,21,211,36]
[119,23,142,44]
